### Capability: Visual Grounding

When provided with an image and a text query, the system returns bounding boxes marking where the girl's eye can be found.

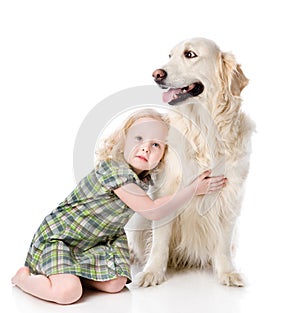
[152,143,160,148]
[135,136,143,141]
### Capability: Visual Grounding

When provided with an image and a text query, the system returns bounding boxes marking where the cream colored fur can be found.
[126,38,255,287]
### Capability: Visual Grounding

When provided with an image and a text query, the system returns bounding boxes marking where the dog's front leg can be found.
[134,220,172,287]
[213,219,245,287]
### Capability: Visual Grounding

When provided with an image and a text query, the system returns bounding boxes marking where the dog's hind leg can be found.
[134,221,173,287]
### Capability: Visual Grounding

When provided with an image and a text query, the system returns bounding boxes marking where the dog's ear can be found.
[219,52,249,96]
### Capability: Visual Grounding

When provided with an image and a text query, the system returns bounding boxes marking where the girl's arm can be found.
[113,170,226,221]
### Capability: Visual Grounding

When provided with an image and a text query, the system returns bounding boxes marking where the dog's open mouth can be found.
[162,82,204,105]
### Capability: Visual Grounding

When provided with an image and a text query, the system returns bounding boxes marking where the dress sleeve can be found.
[96,160,138,191]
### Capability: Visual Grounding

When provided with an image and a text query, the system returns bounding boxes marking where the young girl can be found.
[12,109,226,305]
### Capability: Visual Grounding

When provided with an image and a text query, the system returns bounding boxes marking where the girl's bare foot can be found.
[11,267,30,286]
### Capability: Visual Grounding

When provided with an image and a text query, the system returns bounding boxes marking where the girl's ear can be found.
[219,52,249,96]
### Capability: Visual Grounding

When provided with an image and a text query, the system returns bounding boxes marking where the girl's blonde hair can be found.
[95,108,169,179]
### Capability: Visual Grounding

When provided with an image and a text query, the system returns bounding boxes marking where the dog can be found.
[126,37,255,287]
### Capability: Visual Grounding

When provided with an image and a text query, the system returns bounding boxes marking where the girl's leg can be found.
[82,276,127,293]
[11,267,83,304]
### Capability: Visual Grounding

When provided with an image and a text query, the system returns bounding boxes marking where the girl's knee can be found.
[104,277,127,293]
[50,274,83,305]
[55,284,83,305]
[90,276,127,293]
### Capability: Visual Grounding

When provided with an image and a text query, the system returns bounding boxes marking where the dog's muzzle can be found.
[152,68,204,105]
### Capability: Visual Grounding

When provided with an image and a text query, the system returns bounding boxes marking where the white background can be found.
[1,0,300,312]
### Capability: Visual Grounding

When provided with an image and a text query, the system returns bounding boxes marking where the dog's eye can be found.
[168,54,172,59]
[184,50,197,59]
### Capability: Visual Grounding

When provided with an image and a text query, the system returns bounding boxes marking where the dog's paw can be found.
[219,272,245,287]
[134,271,166,287]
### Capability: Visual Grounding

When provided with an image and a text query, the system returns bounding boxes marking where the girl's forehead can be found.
[128,118,168,139]
[130,118,166,130]
[132,117,162,125]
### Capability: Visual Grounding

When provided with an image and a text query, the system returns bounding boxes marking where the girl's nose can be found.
[141,142,151,153]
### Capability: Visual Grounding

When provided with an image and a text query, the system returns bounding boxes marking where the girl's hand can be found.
[192,170,227,195]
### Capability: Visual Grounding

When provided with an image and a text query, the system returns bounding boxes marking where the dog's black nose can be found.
[152,69,167,82]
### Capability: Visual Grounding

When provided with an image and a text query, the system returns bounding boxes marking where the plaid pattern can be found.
[25,160,149,282]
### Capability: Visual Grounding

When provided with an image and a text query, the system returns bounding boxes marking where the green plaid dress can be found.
[25,160,149,283]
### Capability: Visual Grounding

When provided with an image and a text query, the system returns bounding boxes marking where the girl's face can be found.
[124,117,168,175]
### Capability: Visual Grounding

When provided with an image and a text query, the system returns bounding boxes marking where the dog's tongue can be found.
[162,88,182,103]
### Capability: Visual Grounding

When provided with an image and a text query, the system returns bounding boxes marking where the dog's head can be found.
[153,37,248,106]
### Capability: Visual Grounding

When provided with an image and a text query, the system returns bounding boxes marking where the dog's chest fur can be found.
[163,106,254,268]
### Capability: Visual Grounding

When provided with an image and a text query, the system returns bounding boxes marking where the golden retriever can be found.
[127,37,255,287]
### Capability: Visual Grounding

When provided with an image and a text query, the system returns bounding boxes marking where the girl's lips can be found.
[136,155,148,162]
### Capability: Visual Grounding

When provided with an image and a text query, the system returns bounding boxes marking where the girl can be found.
[12,109,226,304]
